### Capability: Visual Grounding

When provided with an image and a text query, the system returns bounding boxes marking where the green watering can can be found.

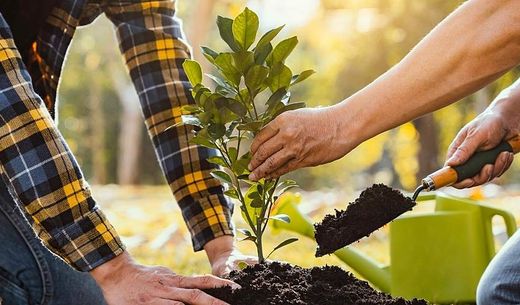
[273,192,517,304]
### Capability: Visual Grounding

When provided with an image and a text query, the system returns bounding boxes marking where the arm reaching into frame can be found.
[249,0,520,180]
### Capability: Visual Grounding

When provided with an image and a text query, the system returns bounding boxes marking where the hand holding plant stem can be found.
[179,7,314,263]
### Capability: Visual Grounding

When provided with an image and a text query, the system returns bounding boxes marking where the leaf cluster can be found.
[181,7,314,262]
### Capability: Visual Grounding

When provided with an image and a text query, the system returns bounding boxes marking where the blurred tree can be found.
[57,0,520,193]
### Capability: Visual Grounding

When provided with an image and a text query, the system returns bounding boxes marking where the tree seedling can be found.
[180,7,314,263]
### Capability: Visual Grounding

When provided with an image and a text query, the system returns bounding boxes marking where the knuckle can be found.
[170,275,182,286]
[201,275,212,285]
[178,275,189,287]
[265,157,277,169]
[189,289,203,301]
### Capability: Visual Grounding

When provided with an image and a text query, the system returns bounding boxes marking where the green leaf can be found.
[245,65,269,94]
[270,214,291,224]
[225,100,248,117]
[273,102,306,118]
[181,105,200,114]
[232,152,252,176]
[211,170,233,184]
[254,42,273,65]
[224,189,239,199]
[233,51,255,74]
[232,7,259,50]
[267,238,298,259]
[217,16,241,52]
[205,74,236,93]
[238,261,249,270]
[194,87,211,107]
[238,228,253,236]
[242,184,263,224]
[208,123,226,138]
[291,70,316,86]
[256,25,285,49]
[207,156,227,167]
[215,53,241,86]
[228,147,238,163]
[266,88,288,107]
[250,198,263,208]
[226,121,239,137]
[268,36,298,65]
[237,120,264,132]
[239,236,257,243]
[201,46,218,64]
[277,179,298,190]
[266,64,292,92]
[181,115,202,127]
[183,60,203,85]
[190,134,217,149]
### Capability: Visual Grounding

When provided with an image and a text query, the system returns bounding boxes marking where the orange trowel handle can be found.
[423,135,520,191]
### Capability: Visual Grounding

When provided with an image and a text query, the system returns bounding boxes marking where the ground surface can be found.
[206,262,426,305]
[95,184,520,304]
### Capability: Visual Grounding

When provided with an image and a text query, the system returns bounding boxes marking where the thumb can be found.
[446,135,483,166]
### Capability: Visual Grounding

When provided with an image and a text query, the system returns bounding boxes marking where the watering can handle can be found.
[481,206,517,238]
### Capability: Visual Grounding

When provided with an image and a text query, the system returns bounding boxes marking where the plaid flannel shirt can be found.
[0,0,233,272]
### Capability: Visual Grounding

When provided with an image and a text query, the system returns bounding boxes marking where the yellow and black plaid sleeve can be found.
[0,16,124,271]
[103,0,234,251]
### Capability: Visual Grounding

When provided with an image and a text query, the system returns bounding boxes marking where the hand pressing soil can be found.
[205,262,426,305]
[314,184,415,256]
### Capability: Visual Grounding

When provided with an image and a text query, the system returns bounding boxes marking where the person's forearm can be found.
[204,236,235,266]
[336,0,520,148]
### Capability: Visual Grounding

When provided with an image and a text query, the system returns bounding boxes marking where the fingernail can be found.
[231,283,241,290]
[249,173,256,181]
[248,163,253,171]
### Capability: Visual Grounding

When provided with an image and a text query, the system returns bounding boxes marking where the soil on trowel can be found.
[205,262,427,305]
[314,184,415,256]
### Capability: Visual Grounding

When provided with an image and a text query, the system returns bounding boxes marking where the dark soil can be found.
[205,262,427,305]
[314,184,415,256]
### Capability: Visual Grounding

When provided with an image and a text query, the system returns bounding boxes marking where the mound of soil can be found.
[206,262,426,305]
[314,184,415,256]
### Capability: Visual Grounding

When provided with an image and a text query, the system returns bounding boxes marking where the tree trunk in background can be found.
[473,87,491,113]
[187,0,217,71]
[89,81,107,184]
[111,69,142,185]
[413,114,439,182]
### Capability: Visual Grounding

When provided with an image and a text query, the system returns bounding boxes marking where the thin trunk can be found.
[413,114,440,182]
[89,81,107,184]
[187,0,217,71]
[111,68,142,185]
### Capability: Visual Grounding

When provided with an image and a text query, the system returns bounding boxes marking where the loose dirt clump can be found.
[314,184,415,256]
[206,262,426,305]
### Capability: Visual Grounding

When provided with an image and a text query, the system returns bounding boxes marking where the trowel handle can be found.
[423,135,520,190]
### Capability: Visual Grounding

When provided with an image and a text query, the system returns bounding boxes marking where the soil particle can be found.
[314,184,415,256]
[205,262,426,305]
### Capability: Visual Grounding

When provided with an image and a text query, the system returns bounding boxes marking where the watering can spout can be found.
[272,194,391,292]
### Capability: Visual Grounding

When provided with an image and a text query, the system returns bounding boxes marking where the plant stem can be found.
[216,142,256,233]
[262,178,280,234]
[236,86,255,119]
[256,218,265,263]
[248,89,259,120]
[236,130,242,155]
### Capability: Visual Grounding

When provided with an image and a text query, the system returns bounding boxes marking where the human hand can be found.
[248,107,353,181]
[446,109,518,189]
[90,252,237,305]
[204,236,257,277]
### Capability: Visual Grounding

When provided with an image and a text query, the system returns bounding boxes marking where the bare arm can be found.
[249,0,520,180]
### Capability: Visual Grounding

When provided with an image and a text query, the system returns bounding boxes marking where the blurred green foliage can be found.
[59,0,520,192]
